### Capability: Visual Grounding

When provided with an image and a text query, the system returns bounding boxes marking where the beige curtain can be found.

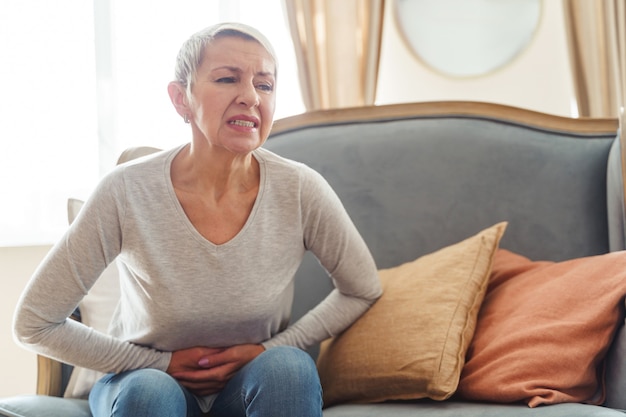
[563,0,625,119]
[283,0,385,110]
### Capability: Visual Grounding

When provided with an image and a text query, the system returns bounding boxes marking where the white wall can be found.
[1,245,51,396]
[377,0,575,117]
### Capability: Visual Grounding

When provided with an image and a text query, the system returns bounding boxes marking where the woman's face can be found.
[187,36,277,155]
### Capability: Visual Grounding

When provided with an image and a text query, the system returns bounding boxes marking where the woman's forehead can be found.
[202,37,277,75]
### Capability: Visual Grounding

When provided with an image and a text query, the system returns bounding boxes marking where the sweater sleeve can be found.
[12,168,171,373]
[263,167,382,350]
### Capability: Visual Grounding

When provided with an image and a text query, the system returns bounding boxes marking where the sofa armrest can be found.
[116,146,161,165]
[608,137,626,251]
[36,355,63,397]
[35,310,81,397]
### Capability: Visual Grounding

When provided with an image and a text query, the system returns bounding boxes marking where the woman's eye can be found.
[216,77,236,84]
[256,83,274,92]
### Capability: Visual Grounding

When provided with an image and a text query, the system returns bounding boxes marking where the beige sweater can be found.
[13,145,382,410]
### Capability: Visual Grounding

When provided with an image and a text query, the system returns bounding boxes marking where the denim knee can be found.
[259,345,319,383]
[90,369,188,417]
[246,346,322,410]
[210,346,323,417]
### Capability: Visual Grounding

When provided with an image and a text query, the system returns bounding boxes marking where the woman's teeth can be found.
[230,120,255,128]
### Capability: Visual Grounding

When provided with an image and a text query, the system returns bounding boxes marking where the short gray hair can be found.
[173,22,278,95]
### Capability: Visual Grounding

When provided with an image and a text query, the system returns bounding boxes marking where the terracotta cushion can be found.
[458,249,626,407]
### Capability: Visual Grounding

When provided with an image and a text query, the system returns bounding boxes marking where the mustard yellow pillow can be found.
[317,222,507,406]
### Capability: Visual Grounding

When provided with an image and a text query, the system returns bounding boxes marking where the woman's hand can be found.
[167,344,265,396]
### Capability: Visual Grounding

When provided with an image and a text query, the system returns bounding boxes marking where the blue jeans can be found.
[89,346,323,417]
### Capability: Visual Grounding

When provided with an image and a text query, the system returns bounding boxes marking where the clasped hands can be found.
[166,343,265,396]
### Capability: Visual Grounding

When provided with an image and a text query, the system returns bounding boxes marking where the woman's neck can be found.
[172,142,260,201]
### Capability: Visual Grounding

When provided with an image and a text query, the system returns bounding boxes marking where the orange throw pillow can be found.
[458,249,626,407]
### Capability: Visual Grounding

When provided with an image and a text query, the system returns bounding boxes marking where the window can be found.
[0,0,303,246]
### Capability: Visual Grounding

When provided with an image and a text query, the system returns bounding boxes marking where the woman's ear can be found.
[167,81,190,119]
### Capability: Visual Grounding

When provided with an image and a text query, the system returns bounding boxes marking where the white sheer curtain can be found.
[0,0,303,246]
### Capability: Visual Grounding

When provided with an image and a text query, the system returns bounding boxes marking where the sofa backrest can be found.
[263,101,624,359]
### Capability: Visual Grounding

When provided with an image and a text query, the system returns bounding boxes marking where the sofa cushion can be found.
[458,249,626,407]
[321,400,626,417]
[0,395,90,417]
[316,222,506,406]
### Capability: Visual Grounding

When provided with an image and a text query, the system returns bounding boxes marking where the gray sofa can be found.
[2,101,625,416]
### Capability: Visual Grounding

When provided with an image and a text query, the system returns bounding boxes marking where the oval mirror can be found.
[394,0,542,77]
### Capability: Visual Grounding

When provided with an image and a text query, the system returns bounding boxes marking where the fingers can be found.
[196,347,235,368]
[173,363,238,396]
[172,364,237,383]
[197,344,265,369]
[177,377,226,396]
[167,346,225,374]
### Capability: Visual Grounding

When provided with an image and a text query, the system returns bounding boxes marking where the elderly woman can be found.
[13,23,382,417]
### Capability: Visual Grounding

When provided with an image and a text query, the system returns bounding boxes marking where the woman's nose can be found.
[237,82,260,108]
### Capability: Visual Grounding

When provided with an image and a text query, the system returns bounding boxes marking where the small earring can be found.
[183,114,190,124]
